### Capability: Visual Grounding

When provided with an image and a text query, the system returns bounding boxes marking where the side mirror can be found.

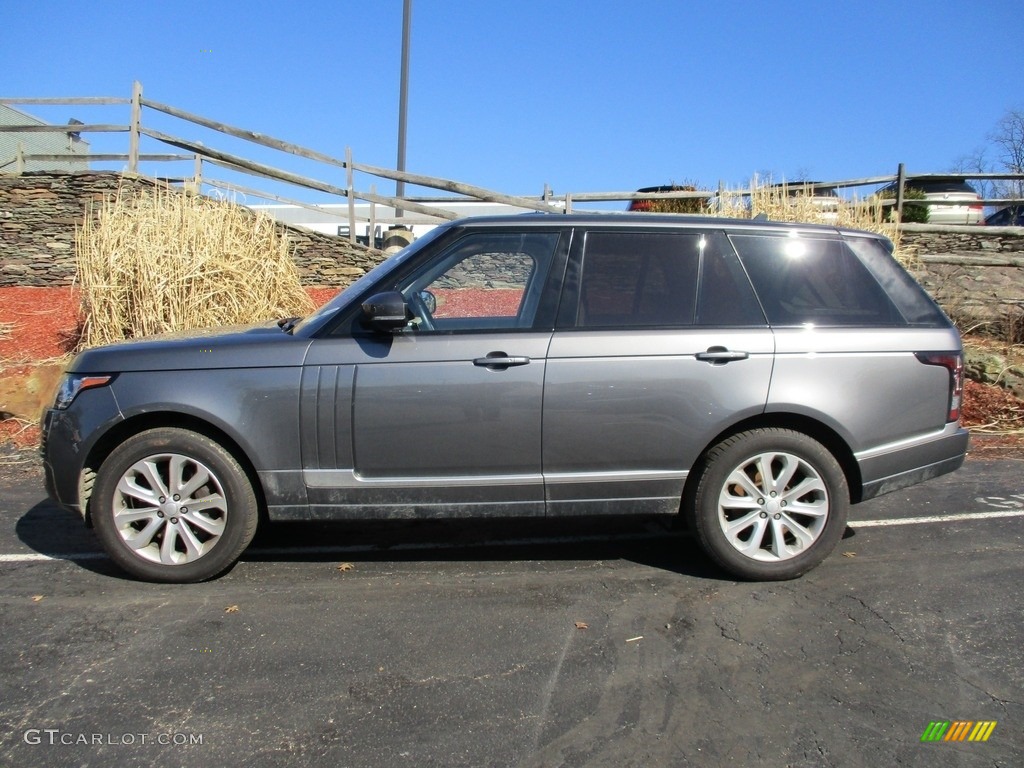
[361,291,410,331]
[417,290,437,315]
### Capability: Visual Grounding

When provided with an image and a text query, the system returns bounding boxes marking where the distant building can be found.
[250,200,545,245]
[0,104,90,173]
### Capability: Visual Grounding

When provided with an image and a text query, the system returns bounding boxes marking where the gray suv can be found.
[42,214,968,583]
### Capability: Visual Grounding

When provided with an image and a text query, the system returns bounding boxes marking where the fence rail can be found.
[3,82,1024,239]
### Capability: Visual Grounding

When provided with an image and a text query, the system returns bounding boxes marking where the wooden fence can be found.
[2,81,1023,242]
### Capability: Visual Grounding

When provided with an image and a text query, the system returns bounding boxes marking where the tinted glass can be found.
[731,234,902,326]
[695,235,766,326]
[843,236,949,327]
[577,232,699,327]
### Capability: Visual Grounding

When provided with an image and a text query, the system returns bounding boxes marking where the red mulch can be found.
[3,286,1023,456]
[0,286,83,361]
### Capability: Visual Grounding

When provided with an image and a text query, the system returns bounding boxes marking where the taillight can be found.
[915,353,963,422]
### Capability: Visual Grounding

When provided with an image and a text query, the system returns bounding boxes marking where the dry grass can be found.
[714,180,908,264]
[76,186,314,348]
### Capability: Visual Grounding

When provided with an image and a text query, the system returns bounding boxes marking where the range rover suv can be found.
[42,214,968,583]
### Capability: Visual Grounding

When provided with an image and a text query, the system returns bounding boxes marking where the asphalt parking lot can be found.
[0,451,1021,767]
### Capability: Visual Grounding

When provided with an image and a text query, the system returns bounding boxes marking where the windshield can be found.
[291,224,454,335]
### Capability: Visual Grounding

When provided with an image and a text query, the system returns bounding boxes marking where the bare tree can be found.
[952,107,1024,205]
[991,108,1024,174]
[951,146,995,200]
[990,108,1024,201]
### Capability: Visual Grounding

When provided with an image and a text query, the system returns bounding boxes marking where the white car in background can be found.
[881,176,984,225]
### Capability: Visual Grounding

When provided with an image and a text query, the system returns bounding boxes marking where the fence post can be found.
[128,81,142,174]
[895,162,906,222]
[192,154,203,193]
[346,146,356,244]
[15,142,24,174]
[564,193,573,214]
[369,183,377,248]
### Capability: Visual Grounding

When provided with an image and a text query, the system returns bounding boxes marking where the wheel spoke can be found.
[123,516,164,550]
[176,522,206,560]
[190,492,226,513]
[113,507,160,525]
[787,497,829,518]
[771,454,800,495]
[782,475,825,505]
[159,523,181,564]
[177,464,211,500]
[117,474,160,507]
[724,509,762,535]
[135,459,170,500]
[724,468,762,501]
[774,515,816,555]
[734,516,769,554]
[756,454,774,493]
[186,511,226,537]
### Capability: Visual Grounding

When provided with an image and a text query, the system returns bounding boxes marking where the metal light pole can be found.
[395,0,412,220]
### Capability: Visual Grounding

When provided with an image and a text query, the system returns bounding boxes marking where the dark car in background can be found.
[985,205,1024,226]
[42,214,968,583]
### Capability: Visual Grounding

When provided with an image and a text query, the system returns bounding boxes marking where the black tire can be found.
[91,428,259,583]
[690,428,848,581]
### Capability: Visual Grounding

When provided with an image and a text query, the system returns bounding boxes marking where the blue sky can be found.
[4,1,1022,203]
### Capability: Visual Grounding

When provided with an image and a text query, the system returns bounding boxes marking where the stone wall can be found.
[2,173,1023,328]
[900,223,1024,330]
[0,172,384,288]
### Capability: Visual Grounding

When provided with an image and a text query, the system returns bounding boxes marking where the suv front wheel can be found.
[91,428,259,583]
[691,429,848,580]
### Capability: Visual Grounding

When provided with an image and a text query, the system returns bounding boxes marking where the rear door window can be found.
[566,230,765,328]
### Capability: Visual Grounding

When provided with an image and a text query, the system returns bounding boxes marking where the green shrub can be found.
[879,186,929,223]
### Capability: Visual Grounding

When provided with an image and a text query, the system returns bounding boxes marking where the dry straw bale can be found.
[76,186,314,348]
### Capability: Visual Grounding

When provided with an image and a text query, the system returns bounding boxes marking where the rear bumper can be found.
[856,424,969,501]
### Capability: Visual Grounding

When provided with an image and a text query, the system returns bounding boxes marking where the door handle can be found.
[695,347,749,364]
[473,353,531,370]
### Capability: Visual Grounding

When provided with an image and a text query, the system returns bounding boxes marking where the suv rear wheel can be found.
[691,428,848,580]
[91,428,258,583]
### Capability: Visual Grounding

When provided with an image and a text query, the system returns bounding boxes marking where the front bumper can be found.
[40,386,123,520]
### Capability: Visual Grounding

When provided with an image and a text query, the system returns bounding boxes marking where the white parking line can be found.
[0,552,106,563]
[2,509,1022,564]
[847,509,1024,527]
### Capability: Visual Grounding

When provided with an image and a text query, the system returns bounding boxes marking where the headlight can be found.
[53,374,113,410]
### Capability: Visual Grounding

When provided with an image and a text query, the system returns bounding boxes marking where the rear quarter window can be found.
[730,234,903,327]
[843,236,951,327]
